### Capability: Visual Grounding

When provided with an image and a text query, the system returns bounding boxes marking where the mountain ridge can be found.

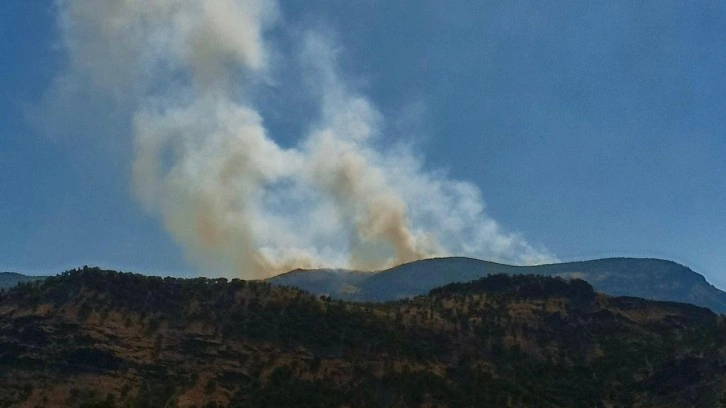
[269,257,726,313]
[2,267,726,406]
[0,272,47,290]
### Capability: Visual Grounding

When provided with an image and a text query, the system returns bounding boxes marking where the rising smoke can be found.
[50,0,556,278]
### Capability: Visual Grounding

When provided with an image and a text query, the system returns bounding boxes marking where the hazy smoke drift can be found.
[55,0,556,278]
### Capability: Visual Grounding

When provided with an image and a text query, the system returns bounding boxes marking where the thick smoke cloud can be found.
[51,0,557,278]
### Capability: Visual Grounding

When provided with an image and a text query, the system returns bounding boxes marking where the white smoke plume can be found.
[52,0,557,278]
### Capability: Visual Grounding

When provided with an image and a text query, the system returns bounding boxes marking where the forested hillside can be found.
[0,273,46,290]
[1,267,726,407]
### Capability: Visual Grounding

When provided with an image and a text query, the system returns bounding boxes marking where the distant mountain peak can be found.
[0,272,47,290]
[269,256,726,313]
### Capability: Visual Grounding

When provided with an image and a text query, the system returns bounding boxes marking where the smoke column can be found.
[51,0,557,278]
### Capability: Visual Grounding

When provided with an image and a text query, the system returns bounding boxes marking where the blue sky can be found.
[1,1,725,286]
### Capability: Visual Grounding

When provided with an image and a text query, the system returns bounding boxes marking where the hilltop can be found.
[2,267,726,407]
[270,257,726,313]
[0,272,46,290]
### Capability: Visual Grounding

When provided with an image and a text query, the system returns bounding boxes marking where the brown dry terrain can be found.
[2,267,726,407]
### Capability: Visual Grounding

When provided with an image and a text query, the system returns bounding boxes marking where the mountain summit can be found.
[270,257,726,313]
[0,272,46,290]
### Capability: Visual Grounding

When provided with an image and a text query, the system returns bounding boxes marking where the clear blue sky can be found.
[2,1,725,286]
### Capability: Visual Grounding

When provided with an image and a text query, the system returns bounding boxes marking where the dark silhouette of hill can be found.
[2,267,726,407]
[269,257,726,313]
[0,272,46,290]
